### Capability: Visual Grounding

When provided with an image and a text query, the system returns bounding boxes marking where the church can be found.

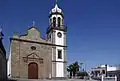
[7,1,67,79]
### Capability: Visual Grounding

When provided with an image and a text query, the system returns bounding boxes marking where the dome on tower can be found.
[49,4,63,14]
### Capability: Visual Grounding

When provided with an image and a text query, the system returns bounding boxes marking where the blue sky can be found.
[0,0,120,71]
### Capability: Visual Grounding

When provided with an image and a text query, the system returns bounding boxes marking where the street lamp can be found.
[84,62,87,81]
[105,64,107,77]
[79,61,87,80]
[79,62,83,71]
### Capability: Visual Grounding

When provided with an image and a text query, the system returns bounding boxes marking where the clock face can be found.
[57,32,62,38]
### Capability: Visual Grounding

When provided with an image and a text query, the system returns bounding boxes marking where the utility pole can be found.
[105,64,107,77]
[79,62,83,71]
[84,62,86,81]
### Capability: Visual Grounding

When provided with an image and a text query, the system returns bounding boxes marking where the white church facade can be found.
[7,2,67,79]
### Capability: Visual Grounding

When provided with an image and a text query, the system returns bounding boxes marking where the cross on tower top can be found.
[0,24,4,39]
[0,25,2,33]
[32,21,35,27]
[56,0,58,5]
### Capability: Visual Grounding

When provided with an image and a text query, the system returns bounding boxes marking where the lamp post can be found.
[79,62,83,71]
[81,61,87,81]
[105,64,107,77]
[79,61,87,80]
[84,62,86,81]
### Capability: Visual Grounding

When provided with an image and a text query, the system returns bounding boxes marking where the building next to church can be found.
[7,2,67,79]
[0,28,7,80]
[90,64,120,81]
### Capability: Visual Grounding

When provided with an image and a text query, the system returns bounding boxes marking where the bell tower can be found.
[46,0,67,78]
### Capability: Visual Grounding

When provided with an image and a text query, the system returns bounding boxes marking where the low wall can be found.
[9,78,98,81]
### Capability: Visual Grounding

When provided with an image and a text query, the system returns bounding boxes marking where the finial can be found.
[32,20,35,27]
[13,32,17,36]
[56,0,58,5]
[0,24,4,39]
[0,25,2,33]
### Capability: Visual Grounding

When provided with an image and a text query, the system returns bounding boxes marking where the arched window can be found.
[58,17,61,27]
[53,17,56,27]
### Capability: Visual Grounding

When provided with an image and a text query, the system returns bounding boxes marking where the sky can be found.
[0,0,120,71]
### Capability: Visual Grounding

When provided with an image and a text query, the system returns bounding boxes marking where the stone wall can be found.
[11,38,52,79]
[10,27,53,79]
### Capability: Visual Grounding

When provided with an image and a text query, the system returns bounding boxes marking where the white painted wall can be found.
[51,15,63,20]
[55,46,64,77]
[7,45,11,77]
[107,67,117,71]
[55,30,65,77]
[55,30,64,46]
[101,65,117,71]
[56,62,64,77]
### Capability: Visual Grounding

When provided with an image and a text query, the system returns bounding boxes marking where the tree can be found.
[67,61,80,78]
[73,61,79,76]
[67,64,74,78]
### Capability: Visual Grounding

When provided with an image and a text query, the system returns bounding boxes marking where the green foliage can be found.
[67,61,80,78]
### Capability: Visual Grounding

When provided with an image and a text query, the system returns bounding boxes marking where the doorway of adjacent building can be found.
[28,62,38,79]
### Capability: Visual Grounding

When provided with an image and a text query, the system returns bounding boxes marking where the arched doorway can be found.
[28,62,38,79]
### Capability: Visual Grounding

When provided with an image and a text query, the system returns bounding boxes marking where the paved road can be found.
[8,79,98,81]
